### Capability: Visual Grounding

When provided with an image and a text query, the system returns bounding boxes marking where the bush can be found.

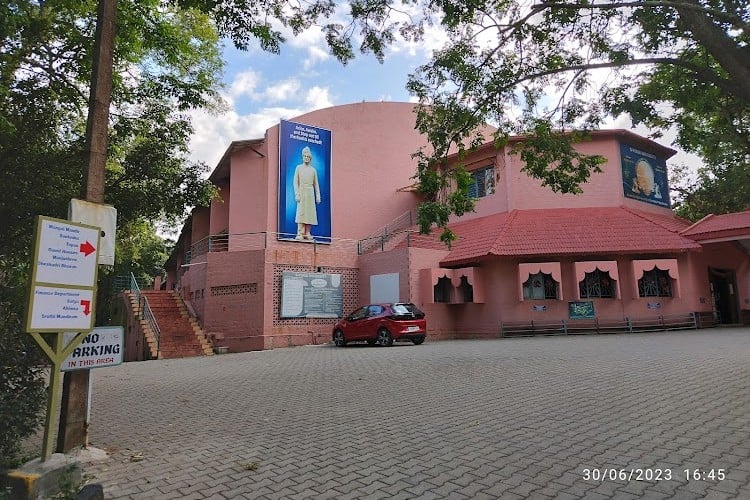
[0,276,47,469]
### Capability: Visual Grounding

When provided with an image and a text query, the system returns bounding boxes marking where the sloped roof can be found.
[680,211,750,241]
[406,207,701,267]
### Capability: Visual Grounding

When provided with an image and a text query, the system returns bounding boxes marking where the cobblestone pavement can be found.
[81,328,750,499]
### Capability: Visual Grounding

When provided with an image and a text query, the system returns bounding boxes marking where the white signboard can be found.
[26,216,100,333]
[28,286,95,331]
[35,217,99,287]
[62,327,123,371]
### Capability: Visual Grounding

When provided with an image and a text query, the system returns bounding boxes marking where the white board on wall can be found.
[370,273,399,304]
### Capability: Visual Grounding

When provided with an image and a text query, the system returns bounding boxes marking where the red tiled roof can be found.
[419,207,702,266]
[680,211,750,241]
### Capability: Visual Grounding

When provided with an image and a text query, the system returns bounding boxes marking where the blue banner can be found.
[278,120,332,243]
[621,143,670,208]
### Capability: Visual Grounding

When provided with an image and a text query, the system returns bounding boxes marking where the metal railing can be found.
[181,213,418,263]
[357,210,414,254]
[140,295,161,358]
[183,231,367,264]
[500,313,698,337]
[127,272,161,359]
[113,274,152,291]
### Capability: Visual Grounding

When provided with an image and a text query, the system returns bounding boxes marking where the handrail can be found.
[129,272,161,359]
[358,210,414,254]
[184,221,419,261]
[130,272,141,306]
[140,295,161,359]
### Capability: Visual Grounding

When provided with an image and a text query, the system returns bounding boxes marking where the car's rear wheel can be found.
[377,328,393,347]
[333,330,347,347]
[411,335,425,345]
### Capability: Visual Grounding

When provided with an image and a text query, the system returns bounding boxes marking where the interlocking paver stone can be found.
[56,328,750,499]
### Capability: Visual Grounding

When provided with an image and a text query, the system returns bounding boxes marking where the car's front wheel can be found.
[377,328,393,347]
[411,335,425,345]
[333,330,347,347]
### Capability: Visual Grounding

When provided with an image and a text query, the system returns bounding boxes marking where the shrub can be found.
[0,271,47,469]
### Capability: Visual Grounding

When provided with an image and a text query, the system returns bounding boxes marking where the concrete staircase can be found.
[140,290,214,359]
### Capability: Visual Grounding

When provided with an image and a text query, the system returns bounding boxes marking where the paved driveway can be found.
[82,328,750,499]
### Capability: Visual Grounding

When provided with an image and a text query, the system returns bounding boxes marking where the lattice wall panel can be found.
[211,283,258,296]
[273,264,359,326]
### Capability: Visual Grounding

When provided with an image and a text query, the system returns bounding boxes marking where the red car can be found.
[332,303,427,347]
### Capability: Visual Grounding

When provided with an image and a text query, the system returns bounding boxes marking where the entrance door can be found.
[709,268,739,324]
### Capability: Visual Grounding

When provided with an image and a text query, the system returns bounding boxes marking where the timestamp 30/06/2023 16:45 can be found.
[582,468,727,482]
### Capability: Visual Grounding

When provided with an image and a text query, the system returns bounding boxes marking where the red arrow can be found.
[80,300,91,316]
[80,241,96,256]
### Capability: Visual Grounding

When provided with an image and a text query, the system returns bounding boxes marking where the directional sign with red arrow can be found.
[79,241,96,256]
[26,216,100,332]
[80,299,91,316]
[34,217,99,288]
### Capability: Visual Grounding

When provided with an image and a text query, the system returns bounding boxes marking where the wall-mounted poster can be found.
[280,271,342,318]
[620,143,670,208]
[278,120,332,243]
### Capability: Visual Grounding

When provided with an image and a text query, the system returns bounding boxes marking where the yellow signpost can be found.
[25,216,100,461]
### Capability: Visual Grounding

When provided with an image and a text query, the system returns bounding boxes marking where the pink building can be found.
[165,102,750,351]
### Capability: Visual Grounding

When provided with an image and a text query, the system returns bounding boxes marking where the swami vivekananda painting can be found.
[278,119,332,243]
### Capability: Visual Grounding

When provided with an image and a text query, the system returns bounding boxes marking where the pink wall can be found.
[168,103,750,351]
[191,207,210,243]
[210,184,230,234]
[454,135,675,224]
[228,146,269,242]
[358,248,412,305]
[405,252,713,338]
[260,102,428,240]
[202,250,267,351]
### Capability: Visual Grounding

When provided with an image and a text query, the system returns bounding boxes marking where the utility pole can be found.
[57,0,117,452]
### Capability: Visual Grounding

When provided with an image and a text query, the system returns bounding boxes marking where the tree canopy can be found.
[0,0,224,462]
[313,0,749,239]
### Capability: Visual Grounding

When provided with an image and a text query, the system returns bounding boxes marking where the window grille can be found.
[579,269,615,298]
[523,272,558,300]
[459,276,474,302]
[638,268,672,297]
[467,166,495,198]
[434,276,453,303]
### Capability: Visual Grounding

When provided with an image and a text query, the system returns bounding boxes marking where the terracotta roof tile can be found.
[680,211,750,240]
[437,207,700,266]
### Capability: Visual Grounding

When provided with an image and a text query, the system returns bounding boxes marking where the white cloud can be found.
[287,27,332,70]
[189,105,302,167]
[228,70,261,101]
[189,73,339,167]
[305,86,334,109]
[264,79,302,102]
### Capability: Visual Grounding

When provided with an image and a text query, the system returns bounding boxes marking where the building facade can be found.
[165,102,750,351]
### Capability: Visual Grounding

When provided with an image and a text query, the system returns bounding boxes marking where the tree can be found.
[611,44,750,220]
[0,0,223,464]
[325,0,749,241]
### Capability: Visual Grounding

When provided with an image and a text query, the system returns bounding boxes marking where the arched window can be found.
[639,268,673,297]
[579,269,616,298]
[434,276,453,303]
[459,275,474,302]
[523,272,558,300]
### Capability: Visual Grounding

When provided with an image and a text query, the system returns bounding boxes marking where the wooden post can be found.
[58,0,117,453]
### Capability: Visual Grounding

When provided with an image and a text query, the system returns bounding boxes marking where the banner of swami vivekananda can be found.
[620,143,670,208]
[278,120,332,243]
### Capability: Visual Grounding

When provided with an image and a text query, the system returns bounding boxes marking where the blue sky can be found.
[187,20,444,168]
[187,23,701,174]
